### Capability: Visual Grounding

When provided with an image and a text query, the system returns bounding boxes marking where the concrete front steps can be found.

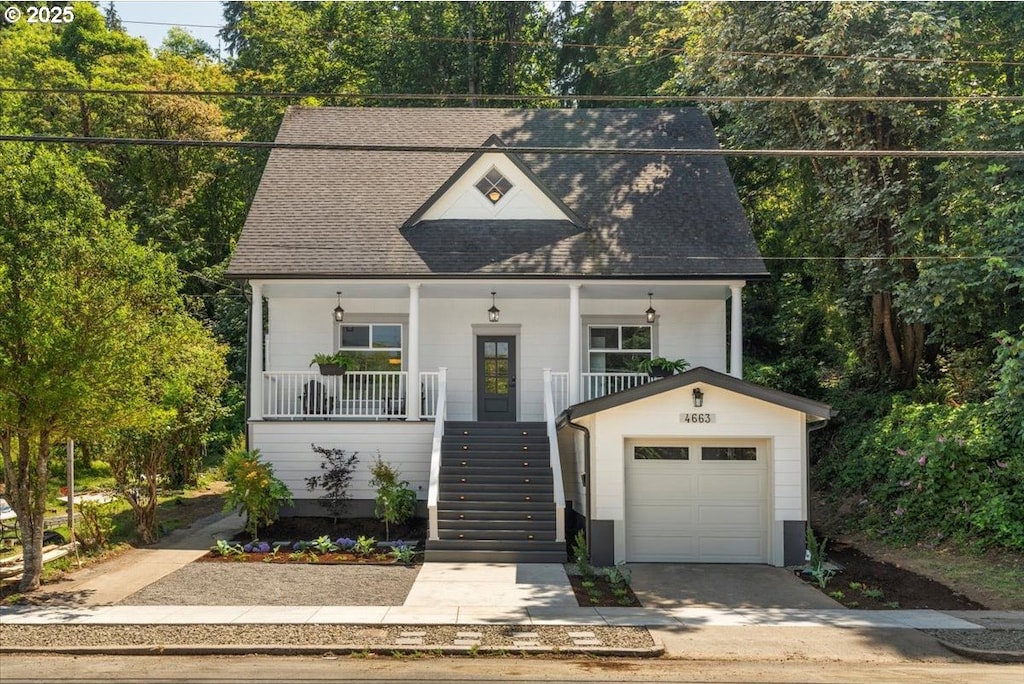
[425,421,567,563]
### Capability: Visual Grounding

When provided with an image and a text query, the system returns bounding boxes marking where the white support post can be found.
[730,284,744,379]
[407,283,421,421]
[248,281,264,421]
[568,283,581,405]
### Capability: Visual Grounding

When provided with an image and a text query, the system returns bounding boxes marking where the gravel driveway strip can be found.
[121,563,420,606]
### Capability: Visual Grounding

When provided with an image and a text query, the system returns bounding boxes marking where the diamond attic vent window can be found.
[475,168,513,204]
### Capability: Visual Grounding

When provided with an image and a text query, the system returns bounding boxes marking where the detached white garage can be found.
[559,367,833,567]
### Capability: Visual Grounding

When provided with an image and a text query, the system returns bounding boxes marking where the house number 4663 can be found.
[681,413,714,424]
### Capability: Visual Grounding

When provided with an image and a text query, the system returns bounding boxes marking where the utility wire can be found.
[2,134,1022,158]
[3,86,1022,103]
[116,17,1024,69]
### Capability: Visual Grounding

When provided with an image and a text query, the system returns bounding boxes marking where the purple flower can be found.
[256,542,271,553]
[894,506,906,517]
[335,537,356,550]
[243,543,254,553]
[918,455,927,467]
[996,460,1008,469]
[896,447,908,456]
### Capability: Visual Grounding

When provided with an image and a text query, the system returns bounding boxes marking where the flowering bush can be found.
[821,399,1024,550]
[221,445,293,541]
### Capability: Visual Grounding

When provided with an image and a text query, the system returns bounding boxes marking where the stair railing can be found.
[542,368,566,543]
[427,367,447,541]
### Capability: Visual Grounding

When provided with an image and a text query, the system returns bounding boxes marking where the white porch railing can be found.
[261,370,447,420]
[550,371,569,415]
[543,369,567,543]
[419,371,440,419]
[581,372,651,402]
[427,368,447,542]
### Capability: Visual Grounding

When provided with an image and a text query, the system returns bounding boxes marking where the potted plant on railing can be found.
[310,351,357,376]
[637,357,690,379]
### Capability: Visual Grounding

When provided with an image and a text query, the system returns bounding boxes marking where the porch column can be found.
[248,281,264,421]
[568,282,581,404]
[406,282,421,421]
[730,283,744,379]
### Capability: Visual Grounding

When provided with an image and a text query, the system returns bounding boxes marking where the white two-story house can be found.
[226,107,833,566]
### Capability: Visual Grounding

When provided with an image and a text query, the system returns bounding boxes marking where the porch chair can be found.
[302,379,333,417]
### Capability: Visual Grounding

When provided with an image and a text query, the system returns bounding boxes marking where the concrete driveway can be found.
[629,563,843,609]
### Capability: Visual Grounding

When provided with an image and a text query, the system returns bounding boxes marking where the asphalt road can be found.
[0,654,1019,684]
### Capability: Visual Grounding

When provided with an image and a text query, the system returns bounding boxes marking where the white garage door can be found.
[625,440,769,563]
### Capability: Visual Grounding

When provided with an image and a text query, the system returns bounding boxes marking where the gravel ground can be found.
[0,624,654,652]
[925,629,1024,654]
[121,563,420,606]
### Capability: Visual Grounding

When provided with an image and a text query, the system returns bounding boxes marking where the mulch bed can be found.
[196,515,429,566]
[801,540,985,610]
[567,571,642,608]
[231,515,428,545]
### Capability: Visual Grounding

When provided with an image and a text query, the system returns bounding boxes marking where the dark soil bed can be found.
[567,571,642,608]
[231,516,428,546]
[803,540,985,610]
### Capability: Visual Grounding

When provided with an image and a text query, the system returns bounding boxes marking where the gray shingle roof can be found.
[226,107,767,279]
[565,367,835,421]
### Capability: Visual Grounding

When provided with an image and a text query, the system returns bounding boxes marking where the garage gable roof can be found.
[565,366,835,421]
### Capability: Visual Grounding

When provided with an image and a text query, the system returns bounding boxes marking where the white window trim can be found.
[334,317,407,370]
[586,323,653,372]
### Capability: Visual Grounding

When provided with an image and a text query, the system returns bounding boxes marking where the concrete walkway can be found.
[2,510,1021,663]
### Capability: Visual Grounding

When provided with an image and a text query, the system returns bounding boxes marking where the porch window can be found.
[588,325,652,372]
[338,323,402,371]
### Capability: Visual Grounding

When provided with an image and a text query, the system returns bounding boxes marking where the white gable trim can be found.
[417,152,574,223]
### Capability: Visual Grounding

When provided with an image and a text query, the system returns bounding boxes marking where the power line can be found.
[2,134,1023,159]
[118,15,1024,70]
[3,86,1022,104]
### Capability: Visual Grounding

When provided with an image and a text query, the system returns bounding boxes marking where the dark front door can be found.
[477,336,516,421]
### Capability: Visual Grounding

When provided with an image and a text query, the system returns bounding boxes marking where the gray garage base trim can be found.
[589,519,615,566]
[784,520,808,566]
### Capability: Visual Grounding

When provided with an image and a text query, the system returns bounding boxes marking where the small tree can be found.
[305,444,359,523]
[221,442,292,540]
[368,454,417,541]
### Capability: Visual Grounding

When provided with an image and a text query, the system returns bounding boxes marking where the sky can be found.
[113,1,226,55]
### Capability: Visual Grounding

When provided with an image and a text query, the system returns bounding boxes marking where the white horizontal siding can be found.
[251,421,434,501]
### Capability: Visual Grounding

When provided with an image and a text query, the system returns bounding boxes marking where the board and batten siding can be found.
[250,421,434,504]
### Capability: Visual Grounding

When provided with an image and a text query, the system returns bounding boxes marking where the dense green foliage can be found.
[1,1,1021,564]
[221,443,292,540]
[368,456,417,540]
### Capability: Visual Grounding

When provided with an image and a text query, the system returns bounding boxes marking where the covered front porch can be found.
[247,279,747,424]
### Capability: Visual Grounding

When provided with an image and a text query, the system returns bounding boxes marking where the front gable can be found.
[404,136,583,228]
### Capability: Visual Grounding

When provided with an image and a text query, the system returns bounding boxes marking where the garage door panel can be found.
[627,533,697,562]
[626,440,769,564]
[629,504,696,528]
[698,473,762,498]
[698,535,765,561]
[696,503,763,526]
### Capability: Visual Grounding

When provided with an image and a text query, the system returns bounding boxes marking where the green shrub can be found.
[221,442,293,541]
[305,444,359,523]
[818,398,1024,550]
[368,455,417,540]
